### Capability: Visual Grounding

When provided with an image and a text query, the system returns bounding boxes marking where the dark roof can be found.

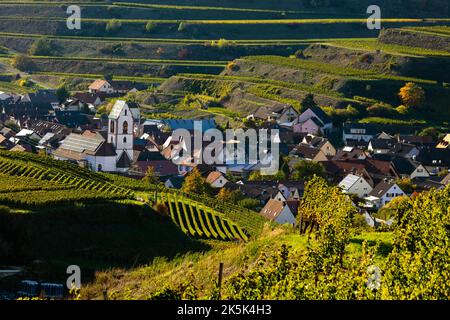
[411,177,445,192]
[417,148,450,167]
[290,144,321,159]
[26,120,70,136]
[333,147,367,161]
[164,176,184,189]
[137,148,166,161]
[391,158,417,175]
[369,138,397,150]
[345,139,369,148]
[369,180,398,197]
[117,151,132,168]
[398,135,434,145]
[52,111,90,128]
[73,92,104,104]
[344,122,421,136]
[95,142,116,157]
[25,90,58,104]
[309,106,332,124]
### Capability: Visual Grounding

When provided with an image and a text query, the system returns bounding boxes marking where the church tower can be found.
[108,100,134,163]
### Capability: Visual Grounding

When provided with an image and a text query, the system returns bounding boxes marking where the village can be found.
[1,77,449,229]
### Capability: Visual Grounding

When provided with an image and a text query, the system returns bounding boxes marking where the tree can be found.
[56,86,69,103]
[181,167,210,195]
[395,105,409,115]
[216,188,242,204]
[29,38,53,56]
[11,54,34,71]
[381,186,450,299]
[143,166,158,185]
[237,198,260,211]
[291,160,325,180]
[398,82,425,109]
[248,170,286,181]
[419,127,440,140]
[106,19,122,33]
[145,21,157,33]
[395,178,415,194]
[300,93,317,112]
[298,176,355,263]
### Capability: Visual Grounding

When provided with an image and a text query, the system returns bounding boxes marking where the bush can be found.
[106,19,122,33]
[177,22,187,32]
[367,103,396,117]
[145,21,157,33]
[29,38,53,56]
[11,54,35,71]
[238,198,260,211]
[396,105,409,115]
[226,61,239,71]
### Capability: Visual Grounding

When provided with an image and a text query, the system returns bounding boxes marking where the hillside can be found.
[0,149,272,294]
[0,0,449,82]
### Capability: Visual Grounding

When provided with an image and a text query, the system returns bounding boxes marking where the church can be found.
[53,100,139,172]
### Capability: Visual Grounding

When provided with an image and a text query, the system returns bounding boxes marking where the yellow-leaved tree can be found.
[398,82,425,109]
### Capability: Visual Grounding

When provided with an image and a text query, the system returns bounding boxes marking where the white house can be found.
[259,199,298,225]
[366,181,406,209]
[89,79,114,94]
[391,158,430,179]
[342,123,378,143]
[205,171,228,188]
[338,174,373,198]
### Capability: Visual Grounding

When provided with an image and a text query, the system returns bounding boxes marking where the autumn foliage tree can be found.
[398,82,426,109]
[181,167,210,196]
[216,188,243,204]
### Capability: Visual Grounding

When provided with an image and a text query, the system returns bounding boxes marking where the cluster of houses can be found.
[1,82,450,227]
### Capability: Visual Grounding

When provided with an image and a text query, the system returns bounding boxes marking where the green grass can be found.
[32,71,165,83]
[0,32,373,46]
[244,55,437,84]
[359,117,427,125]
[112,2,305,14]
[1,16,449,24]
[1,54,227,67]
[325,38,450,57]
[81,228,394,299]
[401,26,450,37]
[0,80,29,93]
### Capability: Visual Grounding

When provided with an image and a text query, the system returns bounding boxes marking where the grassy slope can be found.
[82,227,393,299]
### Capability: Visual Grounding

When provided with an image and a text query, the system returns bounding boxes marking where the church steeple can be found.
[108,100,135,162]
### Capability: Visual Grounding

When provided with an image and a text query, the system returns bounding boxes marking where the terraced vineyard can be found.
[0,150,134,207]
[161,193,250,242]
[0,150,265,240]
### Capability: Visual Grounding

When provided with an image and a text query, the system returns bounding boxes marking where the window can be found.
[123,137,127,143]
[125,109,127,116]
[110,137,113,143]
[123,121,128,134]
[98,164,102,172]
[110,120,115,133]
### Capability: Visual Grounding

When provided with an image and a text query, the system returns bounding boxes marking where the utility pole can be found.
[217,262,224,299]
